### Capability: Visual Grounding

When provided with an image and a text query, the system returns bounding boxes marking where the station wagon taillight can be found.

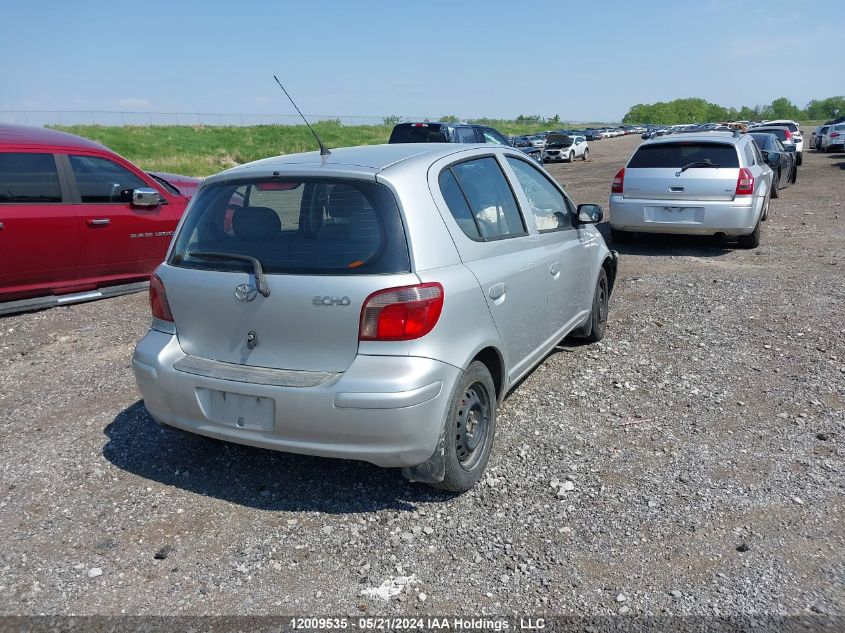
[735,167,754,195]
[611,168,625,194]
[359,283,444,341]
[149,273,174,323]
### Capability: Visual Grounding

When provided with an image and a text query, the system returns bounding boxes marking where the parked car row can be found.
[608,127,801,249]
[388,122,543,163]
[811,122,845,152]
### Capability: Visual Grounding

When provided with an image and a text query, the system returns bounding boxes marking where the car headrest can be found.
[327,186,369,220]
[232,206,281,239]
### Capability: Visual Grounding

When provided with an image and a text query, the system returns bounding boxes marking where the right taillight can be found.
[735,167,754,195]
[831,132,841,138]
[359,283,444,341]
[611,168,625,194]
[149,273,174,323]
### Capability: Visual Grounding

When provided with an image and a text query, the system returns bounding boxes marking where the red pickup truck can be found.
[0,125,200,314]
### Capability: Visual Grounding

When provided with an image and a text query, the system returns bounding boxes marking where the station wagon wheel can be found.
[434,361,497,492]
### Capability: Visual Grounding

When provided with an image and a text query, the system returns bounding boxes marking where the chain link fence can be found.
[0,111,438,127]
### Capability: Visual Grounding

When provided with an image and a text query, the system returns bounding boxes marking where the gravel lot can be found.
[0,135,842,620]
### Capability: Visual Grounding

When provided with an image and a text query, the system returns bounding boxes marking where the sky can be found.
[1,0,843,123]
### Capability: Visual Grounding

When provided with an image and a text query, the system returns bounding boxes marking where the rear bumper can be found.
[608,195,761,236]
[132,330,461,467]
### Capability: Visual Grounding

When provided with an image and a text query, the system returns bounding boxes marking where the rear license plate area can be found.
[644,206,704,224]
[196,388,275,431]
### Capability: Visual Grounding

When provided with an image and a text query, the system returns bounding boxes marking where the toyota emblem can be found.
[234,283,258,302]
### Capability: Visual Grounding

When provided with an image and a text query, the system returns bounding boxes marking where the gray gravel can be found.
[0,136,842,617]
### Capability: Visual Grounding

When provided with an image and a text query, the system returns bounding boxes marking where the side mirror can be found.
[131,187,163,207]
[577,203,603,224]
[767,151,781,163]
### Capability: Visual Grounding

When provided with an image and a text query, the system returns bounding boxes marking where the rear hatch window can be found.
[628,142,740,168]
[169,178,409,275]
[389,123,448,143]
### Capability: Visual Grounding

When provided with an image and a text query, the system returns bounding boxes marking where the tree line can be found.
[622,96,845,125]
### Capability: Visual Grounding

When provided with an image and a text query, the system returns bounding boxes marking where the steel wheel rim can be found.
[455,382,491,469]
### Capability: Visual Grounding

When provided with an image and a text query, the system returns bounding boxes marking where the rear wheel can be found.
[738,218,761,249]
[433,361,497,493]
[771,172,780,199]
[582,148,589,161]
[610,227,633,243]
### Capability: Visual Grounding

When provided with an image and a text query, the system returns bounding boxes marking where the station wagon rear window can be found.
[169,179,410,275]
[628,143,740,168]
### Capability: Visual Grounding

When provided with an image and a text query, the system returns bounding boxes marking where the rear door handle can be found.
[87,218,111,226]
[488,282,507,301]
[549,261,561,276]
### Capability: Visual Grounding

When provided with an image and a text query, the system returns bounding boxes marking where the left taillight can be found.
[149,273,175,325]
[735,167,754,196]
[359,283,444,341]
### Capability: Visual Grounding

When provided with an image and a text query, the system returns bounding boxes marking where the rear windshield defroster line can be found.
[168,178,410,275]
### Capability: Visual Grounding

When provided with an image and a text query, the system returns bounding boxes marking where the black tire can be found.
[771,172,780,199]
[568,151,575,163]
[578,269,609,343]
[796,152,802,166]
[791,165,798,183]
[582,148,589,161]
[737,218,761,249]
[610,226,633,243]
[433,361,497,493]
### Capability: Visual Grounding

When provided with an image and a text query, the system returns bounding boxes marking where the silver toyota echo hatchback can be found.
[132,143,618,491]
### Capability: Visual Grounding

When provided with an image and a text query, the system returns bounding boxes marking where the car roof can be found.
[643,132,744,146]
[206,143,501,184]
[0,124,108,152]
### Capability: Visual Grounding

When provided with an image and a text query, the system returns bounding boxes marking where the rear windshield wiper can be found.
[188,251,270,297]
[678,160,721,173]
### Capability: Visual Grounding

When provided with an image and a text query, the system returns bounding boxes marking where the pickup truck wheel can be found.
[738,218,761,249]
[432,361,497,493]
[578,269,609,343]
[582,148,589,161]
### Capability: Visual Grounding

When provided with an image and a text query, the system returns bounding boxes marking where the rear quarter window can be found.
[628,142,740,168]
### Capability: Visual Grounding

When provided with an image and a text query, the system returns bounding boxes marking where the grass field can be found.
[52,120,612,176]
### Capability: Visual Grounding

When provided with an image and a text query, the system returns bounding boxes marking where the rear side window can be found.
[69,155,147,203]
[0,153,62,203]
[454,127,478,143]
[441,157,526,240]
[169,179,409,275]
[743,144,756,166]
[628,143,740,168]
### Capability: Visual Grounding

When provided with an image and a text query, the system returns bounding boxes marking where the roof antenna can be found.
[273,75,331,156]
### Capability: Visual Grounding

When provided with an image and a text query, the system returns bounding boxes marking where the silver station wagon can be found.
[133,143,618,491]
[608,132,773,248]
